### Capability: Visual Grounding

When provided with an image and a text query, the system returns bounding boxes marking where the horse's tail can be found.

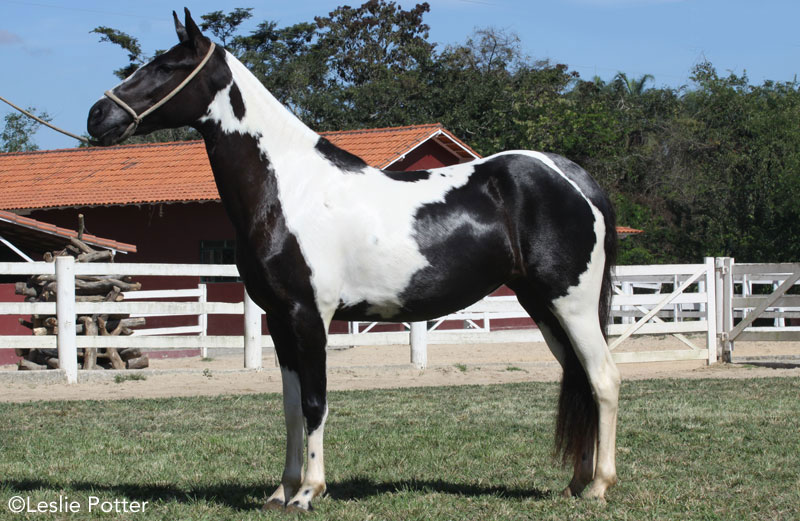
[554,200,617,468]
[599,201,617,340]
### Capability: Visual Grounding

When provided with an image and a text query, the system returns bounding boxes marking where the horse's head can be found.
[87,9,228,146]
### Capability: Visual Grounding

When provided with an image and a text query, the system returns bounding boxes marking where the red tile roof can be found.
[0,209,137,253]
[617,226,644,236]
[0,124,478,211]
[0,140,214,210]
[323,123,480,168]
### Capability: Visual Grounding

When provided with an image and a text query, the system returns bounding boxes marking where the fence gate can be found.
[608,257,717,365]
[720,259,800,363]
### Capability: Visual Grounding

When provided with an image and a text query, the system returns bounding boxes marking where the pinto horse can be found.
[87,9,621,512]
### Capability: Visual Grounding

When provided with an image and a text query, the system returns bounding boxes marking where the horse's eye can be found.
[157,64,174,74]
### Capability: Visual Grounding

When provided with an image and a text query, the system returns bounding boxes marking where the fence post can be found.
[721,257,734,362]
[243,289,262,369]
[714,257,725,362]
[704,257,717,365]
[55,255,78,384]
[621,281,633,324]
[410,321,427,369]
[198,283,208,359]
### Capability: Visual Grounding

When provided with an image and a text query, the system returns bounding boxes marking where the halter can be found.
[103,42,216,142]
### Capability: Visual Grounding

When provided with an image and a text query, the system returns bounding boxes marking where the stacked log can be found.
[14,235,149,371]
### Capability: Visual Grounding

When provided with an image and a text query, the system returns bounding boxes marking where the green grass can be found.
[1,377,799,520]
[113,373,147,384]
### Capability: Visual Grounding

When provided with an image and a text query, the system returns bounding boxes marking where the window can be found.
[199,240,240,282]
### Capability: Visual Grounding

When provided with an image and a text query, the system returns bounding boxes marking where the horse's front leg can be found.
[264,364,304,509]
[264,309,329,512]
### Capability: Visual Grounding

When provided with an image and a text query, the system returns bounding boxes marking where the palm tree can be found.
[613,72,654,96]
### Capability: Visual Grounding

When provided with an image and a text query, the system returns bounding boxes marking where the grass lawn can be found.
[1,377,798,520]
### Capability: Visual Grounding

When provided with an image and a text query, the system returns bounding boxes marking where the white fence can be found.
[718,259,800,359]
[1,257,797,382]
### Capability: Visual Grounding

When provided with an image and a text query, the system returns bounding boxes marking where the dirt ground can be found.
[1,337,799,403]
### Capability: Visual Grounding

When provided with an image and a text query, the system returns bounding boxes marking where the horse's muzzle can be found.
[86,98,134,146]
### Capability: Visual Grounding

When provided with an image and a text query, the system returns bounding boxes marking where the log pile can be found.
[14,234,149,371]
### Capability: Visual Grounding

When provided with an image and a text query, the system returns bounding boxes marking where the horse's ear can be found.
[173,11,189,43]
[183,8,204,43]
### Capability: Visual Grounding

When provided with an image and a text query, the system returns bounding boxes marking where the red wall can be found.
[390,140,466,171]
[0,284,29,365]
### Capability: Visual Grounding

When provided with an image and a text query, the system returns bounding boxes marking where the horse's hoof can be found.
[285,500,313,513]
[583,489,608,504]
[263,498,286,511]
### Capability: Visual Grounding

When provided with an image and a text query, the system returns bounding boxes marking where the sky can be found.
[2,0,799,151]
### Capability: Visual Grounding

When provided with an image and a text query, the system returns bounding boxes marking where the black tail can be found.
[599,204,618,339]
[555,202,617,468]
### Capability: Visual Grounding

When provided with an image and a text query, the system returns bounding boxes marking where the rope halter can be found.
[103,42,216,143]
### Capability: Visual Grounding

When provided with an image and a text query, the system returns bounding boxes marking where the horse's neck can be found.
[212,51,318,153]
[197,51,322,230]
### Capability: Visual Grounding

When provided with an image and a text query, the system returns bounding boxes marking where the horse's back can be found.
[334,151,612,322]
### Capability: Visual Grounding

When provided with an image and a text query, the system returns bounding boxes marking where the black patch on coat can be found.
[399,154,598,318]
[315,137,368,173]
[382,169,431,182]
[229,83,246,121]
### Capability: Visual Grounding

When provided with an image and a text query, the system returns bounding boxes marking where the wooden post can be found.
[704,257,717,365]
[722,257,734,362]
[714,257,725,361]
[243,289,262,369]
[621,281,633,324]
[55,256,78,384]
[410,321,427,369]
[198,283,208,359]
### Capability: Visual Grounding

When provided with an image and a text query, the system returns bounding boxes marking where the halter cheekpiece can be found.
[103,42,216,142]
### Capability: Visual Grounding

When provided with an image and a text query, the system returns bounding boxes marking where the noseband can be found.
[103,42,216,143]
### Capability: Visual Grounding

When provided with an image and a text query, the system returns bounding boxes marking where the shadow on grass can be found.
[327,477,553,501]
[5,477,552,511]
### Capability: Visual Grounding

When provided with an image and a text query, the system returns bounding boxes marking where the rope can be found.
[0,94,90,145]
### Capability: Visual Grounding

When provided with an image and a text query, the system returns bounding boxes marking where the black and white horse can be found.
[87,10,621,511]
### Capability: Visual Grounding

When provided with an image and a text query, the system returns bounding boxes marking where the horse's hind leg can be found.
[551,293,620,500]
[514,291,597,496]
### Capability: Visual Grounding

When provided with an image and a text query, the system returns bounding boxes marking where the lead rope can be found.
[0,94,90,145]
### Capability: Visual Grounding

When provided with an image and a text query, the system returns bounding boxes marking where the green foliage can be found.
[1,109,51,152]
[92,2,800,263]
[91,26,144,79]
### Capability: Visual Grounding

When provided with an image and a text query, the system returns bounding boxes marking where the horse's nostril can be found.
[90,104,104,122]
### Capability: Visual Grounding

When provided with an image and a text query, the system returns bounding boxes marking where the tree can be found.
[199,8,253,49]
[612,72,654,97]
[91,26,145,79]
[1,109,51,152]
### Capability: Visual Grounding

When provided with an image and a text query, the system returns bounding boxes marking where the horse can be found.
[87,9,621,512]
